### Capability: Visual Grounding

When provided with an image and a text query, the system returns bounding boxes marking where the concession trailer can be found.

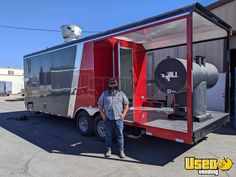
[24,3,232,144]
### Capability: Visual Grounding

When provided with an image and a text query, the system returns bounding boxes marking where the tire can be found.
[94,115,106,141]
[27,102,34,110]
[76,111,94,136]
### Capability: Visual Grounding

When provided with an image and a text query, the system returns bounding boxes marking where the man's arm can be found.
[97,91,106,121]
[120,104,129,120]
[98,104,106,121]
[120,92,129,120]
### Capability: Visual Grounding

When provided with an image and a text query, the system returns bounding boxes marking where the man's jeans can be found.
[104,119,124,152]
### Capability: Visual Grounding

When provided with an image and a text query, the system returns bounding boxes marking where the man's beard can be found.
[109,87,118,95]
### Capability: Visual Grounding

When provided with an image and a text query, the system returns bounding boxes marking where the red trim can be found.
[186,14,193,144]
[119,41,147,107]
[74,42,95,115]
[93,39,115,102]
[124,121,192,144]
[113,40,147,108]
[113,41,119,79]
[92,38,147,109]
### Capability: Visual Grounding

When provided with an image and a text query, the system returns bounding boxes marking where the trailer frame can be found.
[24,3,231,144]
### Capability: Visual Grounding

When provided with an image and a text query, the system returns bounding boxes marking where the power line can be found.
[0,25,100,33]
[0,25,60,32]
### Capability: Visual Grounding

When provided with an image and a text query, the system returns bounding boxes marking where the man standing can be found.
[97,78,129,158]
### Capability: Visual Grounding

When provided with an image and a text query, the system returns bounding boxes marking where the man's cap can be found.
[108,78,118,87]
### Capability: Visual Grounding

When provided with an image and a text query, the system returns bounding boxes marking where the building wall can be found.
[147,39,224,73]
[211,0,236,32]
[146,39,225,107]
[210,0,236,49]
[175,40,224,72]
[0,68,24,94]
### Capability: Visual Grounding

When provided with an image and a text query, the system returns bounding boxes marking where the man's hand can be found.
[120,104,129,120]
[101,113,106,121]
[98,104,106,121]
[120,113,125,120]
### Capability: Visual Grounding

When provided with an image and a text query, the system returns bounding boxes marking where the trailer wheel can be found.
[94,115,106,141]
[27,102,34,111]
[76,111,94,136]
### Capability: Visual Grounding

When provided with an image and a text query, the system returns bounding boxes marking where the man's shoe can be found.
[105,150,112,157]
[119,151,126,159]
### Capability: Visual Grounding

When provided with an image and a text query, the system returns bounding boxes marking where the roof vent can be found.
[61,25,82,42]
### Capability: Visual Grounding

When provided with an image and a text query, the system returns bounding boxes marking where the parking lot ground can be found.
[0,95,236,177]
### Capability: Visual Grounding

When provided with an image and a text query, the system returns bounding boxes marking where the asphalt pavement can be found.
[0,95,235,177]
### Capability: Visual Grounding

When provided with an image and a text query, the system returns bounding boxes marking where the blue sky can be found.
[0,0,217,68]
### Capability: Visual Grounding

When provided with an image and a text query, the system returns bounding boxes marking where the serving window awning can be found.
[114,11,228,50]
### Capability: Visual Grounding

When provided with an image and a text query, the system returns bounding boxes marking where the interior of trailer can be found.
[93,11,229,143]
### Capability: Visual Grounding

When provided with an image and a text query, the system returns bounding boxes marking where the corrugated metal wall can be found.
[147,39,224,75]
[146,39,225,109]
[211,0,236,32]
[210,0,236,50]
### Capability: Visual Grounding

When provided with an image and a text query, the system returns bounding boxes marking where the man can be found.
[97,78,129,158]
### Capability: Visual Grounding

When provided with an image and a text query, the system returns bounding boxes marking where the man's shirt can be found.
[97,90,129,120]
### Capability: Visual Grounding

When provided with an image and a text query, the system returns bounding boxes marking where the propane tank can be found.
[154,56,218,121]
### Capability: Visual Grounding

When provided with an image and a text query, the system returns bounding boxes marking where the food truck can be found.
[24,3,231,144]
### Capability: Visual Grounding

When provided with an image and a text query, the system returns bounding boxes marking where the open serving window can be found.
[94,3,232,144]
